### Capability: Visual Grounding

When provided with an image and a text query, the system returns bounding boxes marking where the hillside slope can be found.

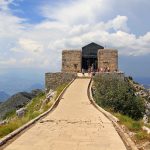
[0,91,10,102]
[0,89,42,120]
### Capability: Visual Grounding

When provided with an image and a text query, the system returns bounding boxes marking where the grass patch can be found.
[42,102,52,112]
[56,83,68,98]
[135,131,150,141]
[114,113,150,142]
[26,92,45,114]
[114,113,142,131]
[0,117,28,138]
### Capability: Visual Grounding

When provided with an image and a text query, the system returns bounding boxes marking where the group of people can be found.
[81,66,118,76]
[81,67,94,76]
[99,66,110,72]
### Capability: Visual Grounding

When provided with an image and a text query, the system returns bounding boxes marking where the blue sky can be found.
[0,0,150,86]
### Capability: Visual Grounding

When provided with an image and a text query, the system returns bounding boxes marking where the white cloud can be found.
[0,58,16,65]
[0,0,13,11]
[0,0,150,71]
[41,0,111,25]
[18,38,44,53]
[21,58,34,65]
[109,15,129,32]
[0,12,24,38]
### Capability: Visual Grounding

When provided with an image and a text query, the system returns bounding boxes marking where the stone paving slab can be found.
[3,79,126,150]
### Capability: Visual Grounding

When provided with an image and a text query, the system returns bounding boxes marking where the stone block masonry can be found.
[62,50,82,73]
[98,49,118,72]
[45,72,76,92]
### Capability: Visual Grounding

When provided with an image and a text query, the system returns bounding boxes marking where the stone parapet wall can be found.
[62,50,82,73]
[98,49,118,72]
[45,72,76,92]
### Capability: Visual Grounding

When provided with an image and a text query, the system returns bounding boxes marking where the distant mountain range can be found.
[0,82,44,103]
[133,77,150,89]
[0,68,45,96]
[25,83,44,92]
[144,84,150,89]
[0,91,10,102]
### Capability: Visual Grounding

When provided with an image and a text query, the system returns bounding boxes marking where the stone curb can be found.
[87,79,138,150]
[0,78,76,147]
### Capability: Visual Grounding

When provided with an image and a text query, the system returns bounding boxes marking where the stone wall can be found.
[45,72,76,92]
[98,49,118,72]
[62,50,82,73]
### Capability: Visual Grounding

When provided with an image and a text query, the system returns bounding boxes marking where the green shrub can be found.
[93,76,145,120]
[128,76,133,81]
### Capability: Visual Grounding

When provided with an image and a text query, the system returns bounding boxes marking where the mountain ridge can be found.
[0,89,42,120]
[0,91,10,102]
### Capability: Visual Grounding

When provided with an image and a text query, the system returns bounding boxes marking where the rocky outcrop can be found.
[16,108,26,118]
[46,89,56,101]
[133,83,150,101]
[130,80,150,124]
[40,89,56,111]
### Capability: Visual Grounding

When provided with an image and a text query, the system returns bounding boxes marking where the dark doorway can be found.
[82,58,97,71]
[82,42,104,72]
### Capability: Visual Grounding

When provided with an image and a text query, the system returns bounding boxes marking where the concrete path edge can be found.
[0,78,76,147]
[87,79,138,150]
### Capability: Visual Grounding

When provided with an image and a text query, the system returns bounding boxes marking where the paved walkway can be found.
[4,79,126,150]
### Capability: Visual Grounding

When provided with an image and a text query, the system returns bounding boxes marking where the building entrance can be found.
[82,57,97,71]
[81,42,104,72]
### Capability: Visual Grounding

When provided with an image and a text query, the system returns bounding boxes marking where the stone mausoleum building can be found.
[62,42,118,73]
[45,42,120,92]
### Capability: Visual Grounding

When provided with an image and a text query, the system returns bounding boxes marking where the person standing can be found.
[82,68,85,76]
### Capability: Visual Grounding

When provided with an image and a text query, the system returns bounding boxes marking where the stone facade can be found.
[97,49,118,72]
[45,72,76,92]
[62,50,82,73]
[45,43,119,92]
[61,44,118,73]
